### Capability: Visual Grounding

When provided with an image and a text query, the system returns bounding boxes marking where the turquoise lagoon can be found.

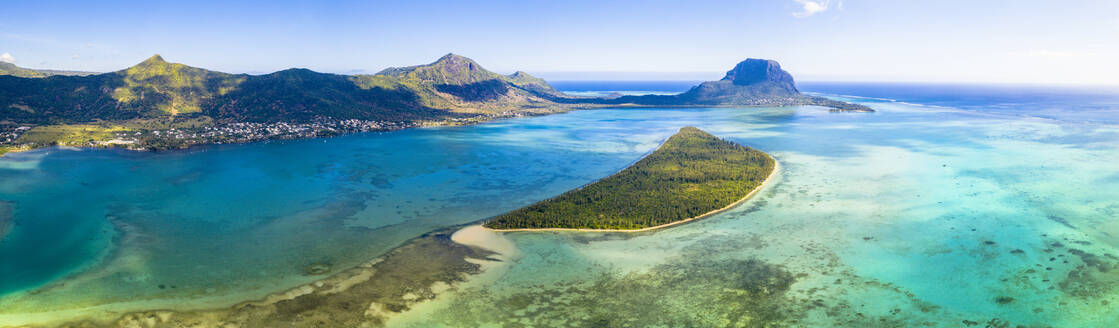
[1,84,1118,326]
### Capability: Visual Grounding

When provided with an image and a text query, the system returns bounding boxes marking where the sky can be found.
[1,0,1118,84]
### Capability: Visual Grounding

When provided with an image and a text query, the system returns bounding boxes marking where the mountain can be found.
[209,68,439,123]
[0,62,48,78]
[504,71,564,97]
[354,54,565,114]
[0,54,871,153]
[0,55,245,123]
[375,53,505,85]
[0,54,569,125]
[0,55,868,127]
[679,58,800,103]
[583,58,874,112]
[0,62,97,78]
[112,54,246,116]
[371,53,560,98]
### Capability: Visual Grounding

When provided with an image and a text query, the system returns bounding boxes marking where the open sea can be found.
[1,81,1118,326]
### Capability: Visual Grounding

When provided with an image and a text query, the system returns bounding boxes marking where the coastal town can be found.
[0,110,543,155]
[0,118,419,153]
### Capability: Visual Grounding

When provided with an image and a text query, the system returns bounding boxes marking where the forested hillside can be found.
[0,54,566,125]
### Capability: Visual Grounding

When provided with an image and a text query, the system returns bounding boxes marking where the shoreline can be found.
[486,156,780,233]
[0,99,869,159]
[0,225,513,327]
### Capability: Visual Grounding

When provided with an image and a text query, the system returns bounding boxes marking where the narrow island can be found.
[484,127,776,231]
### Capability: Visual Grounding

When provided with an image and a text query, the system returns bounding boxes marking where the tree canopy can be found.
[485,127,775,230]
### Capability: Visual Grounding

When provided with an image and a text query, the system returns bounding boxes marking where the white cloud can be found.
[0,53,14,63]
[793,0,834,18]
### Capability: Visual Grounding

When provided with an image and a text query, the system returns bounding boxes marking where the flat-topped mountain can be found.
[681,58,800,102]
[587,58,873,112]
[723,59,797,88]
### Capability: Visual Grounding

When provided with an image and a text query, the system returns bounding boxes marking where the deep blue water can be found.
[557,80,1119,124]
[799,82,1119,124]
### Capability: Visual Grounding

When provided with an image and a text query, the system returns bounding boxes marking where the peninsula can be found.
[0,55,870,155]
[484,127,776,231]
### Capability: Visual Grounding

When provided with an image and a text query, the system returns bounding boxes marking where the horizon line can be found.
[5,61,1118,88]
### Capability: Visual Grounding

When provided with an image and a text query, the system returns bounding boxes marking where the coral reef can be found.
[38,230,498,328]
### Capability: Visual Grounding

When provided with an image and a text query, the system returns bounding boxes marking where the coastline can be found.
[382,225,520,326]
[486,156,780,233]
[0,99,869,159]
[0,225,515,327]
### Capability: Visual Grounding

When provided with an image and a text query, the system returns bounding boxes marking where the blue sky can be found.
[2,0,1117,84]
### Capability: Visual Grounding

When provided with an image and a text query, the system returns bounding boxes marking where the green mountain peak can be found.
[111,54,243,115]
[435,53,470,63]
[129,54,168,68]
[377,53,501,86]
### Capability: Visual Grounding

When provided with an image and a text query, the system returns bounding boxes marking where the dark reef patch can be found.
[1059,246,1119,298]
[0,201,12,242]
[43,229,499,327]
[428,257,802,327]
[1046,215,1076,229]
[993,296,1015,305]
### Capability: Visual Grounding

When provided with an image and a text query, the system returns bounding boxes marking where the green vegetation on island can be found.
[484,127,776,230]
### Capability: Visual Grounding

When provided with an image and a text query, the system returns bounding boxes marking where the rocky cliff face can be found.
[721,59,798,93]
[677,58,802,104]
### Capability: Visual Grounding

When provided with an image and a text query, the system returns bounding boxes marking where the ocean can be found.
[1,81,1117,326]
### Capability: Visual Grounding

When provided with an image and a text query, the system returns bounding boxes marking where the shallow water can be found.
[1,84,1118,326]
[0,114,667,322]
